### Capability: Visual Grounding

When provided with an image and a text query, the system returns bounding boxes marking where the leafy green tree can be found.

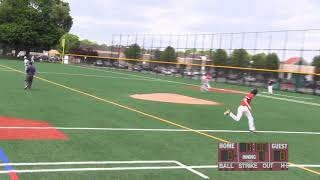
[99,43,108,50]
[231,49,250,67]
[251,53,266,68]
[212,49,228,66]
[312,55,320,81]
[153,49,161,60]
[60,33,80,53]
[185,48,197,55]
[312,55,320,69]
[265,53,280,70]
[208,49,214,59]
[124,43,141,59]
[80,39,98,47]
[0,0,73,55]
[198,50,212,56]
[160,46,176,62]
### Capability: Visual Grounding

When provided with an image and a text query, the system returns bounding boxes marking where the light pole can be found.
[249,60,253,86]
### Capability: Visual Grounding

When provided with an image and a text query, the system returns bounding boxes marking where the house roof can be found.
[48,50,60,55]
[285,57,301,65]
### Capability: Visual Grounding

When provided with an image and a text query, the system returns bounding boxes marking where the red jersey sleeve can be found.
[241,93,254,106]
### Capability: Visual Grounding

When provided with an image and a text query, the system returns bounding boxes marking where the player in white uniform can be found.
[23,56,29,72]
[268,80,274,94]
[24,56,35,73]
[200,73,210,92]
[206,73,212,88]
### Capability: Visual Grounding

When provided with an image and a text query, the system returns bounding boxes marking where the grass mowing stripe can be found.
[37,72,166,82]
[1,64,319,176]
[261,92,313,100]
[0,127,318,135]
[73,65,161,81]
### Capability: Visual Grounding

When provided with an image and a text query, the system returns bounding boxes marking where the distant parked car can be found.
[94,60,103,67]
[118,63,128,69]
[169,68,179,74]
[17,51,26,58]
[132,65,142,72]
[161,69,172,75]
[244,76,256,82]
[142,64,152,71]
[38,55,49,62]
[49,56,60,62]
[192,71,201,76]
[227,74,238,80]
[152,66,163,74]
[104,61,113,67]
[113,61,119,67]
[183,70,193,77]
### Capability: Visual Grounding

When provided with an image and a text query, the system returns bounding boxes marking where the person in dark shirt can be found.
[24,62,36,90]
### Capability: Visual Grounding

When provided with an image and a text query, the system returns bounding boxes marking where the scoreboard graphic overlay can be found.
[218,143,288,171]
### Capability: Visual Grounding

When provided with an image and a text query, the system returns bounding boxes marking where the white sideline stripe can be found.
[0,164,319,174]
[261,92,313,100]
[0,160,209,179]
[0,126,319,135]
[0,160,176,166]
[72,65,320,107]
[289,165,320,167]
[0,161,318,168]
[258,94,320,107]
[0,166,193,174]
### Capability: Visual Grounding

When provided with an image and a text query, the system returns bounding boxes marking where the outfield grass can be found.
[0,59,319,180]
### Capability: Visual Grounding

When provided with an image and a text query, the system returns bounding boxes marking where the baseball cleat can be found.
[224,109,230,115]
[249,130,256,133]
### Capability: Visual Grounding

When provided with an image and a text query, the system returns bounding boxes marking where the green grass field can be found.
[0,59,319,180]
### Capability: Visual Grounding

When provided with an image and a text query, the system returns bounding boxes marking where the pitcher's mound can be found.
[131,93,220,105]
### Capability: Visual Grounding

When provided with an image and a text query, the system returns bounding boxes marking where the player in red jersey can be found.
[224,89,258,133]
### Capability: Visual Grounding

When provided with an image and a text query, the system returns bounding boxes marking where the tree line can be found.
[0,0,73,56]
[124,43,320,71]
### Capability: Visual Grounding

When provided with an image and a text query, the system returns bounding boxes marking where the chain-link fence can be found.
[65,53,320,95]
[65,29,320,96]
[112,29,320,62]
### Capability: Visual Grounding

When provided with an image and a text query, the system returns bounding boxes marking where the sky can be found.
[66,0,320,61]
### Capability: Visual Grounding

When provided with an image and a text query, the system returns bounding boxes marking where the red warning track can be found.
[0,116,68,140]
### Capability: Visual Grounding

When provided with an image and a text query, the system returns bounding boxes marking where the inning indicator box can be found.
[218,142,288,171]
